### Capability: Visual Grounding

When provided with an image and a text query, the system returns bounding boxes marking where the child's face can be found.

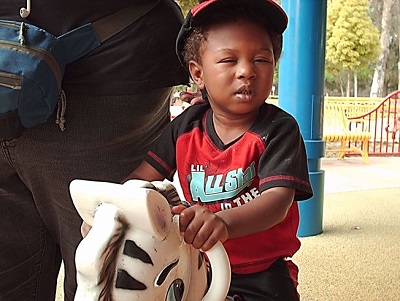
[190,20,275,117]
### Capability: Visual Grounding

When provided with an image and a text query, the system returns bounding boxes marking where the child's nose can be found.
[236,61,256,79]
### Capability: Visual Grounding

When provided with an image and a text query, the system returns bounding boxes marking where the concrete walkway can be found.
[321,156,400,194]
[295,156,400,301]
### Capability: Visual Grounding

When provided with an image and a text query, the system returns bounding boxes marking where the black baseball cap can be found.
[176,0,288,70]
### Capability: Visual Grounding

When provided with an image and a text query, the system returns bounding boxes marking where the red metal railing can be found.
[347,90,400,156]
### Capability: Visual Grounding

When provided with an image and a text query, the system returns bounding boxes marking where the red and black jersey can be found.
[145,102,313,274]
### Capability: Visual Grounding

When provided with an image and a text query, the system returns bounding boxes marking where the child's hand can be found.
[171,205,228,251]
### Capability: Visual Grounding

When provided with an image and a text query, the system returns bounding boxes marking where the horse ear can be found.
[70,179,173,240]
[69,179,117,226]
[141,188,173,240]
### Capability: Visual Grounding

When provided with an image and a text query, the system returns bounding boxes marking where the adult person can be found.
[0,1,191,300]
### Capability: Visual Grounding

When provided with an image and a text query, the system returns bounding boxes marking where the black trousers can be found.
[228,258,299,301]
[0,88,172,301]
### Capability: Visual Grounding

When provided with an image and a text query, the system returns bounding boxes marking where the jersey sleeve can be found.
[256,107,313,201]
[144,121,179,181]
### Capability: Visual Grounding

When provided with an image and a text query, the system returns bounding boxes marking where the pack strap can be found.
[92,0,160,43]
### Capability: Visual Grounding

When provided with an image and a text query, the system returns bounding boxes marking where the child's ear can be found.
[188,60,205,89]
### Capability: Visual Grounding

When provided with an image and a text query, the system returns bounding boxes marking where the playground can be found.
[55,1,400,299]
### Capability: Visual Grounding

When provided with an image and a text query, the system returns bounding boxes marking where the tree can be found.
[370,0,396,97]
[326,0,380,96]
[176,0,198,16]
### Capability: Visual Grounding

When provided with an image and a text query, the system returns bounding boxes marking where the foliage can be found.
[176,0,198,16]
[326,0,380,72]
[384,34,399,93]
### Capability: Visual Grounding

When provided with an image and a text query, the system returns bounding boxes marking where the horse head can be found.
[69,179,230,301]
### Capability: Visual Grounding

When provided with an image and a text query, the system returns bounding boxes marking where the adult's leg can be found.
[0,88,172,301]
[50,89,172,299]
[0,142,62,301]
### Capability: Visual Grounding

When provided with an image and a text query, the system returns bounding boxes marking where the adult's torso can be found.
[1,0,188,95]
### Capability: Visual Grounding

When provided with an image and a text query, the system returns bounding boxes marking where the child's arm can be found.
[122,161,166,183]
[171,187,295,251]
[217,187,295,239]
[81,161,166,237]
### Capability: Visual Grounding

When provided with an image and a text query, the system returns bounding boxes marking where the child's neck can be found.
[212,111,257,145]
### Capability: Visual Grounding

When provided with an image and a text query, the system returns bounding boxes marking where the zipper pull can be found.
[20,0,31,18]
[19,22,25,45]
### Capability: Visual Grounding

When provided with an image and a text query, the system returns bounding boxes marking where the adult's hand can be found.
[81,221,92,238]
[180,91,206,105]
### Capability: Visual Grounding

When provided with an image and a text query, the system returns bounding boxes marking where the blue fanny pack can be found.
[0,0,159,139]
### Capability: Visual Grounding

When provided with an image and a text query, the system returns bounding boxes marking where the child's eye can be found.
[254,57,271,63]
[219,58,237,63]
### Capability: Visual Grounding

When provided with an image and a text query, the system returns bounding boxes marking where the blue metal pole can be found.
[279,0,327,237]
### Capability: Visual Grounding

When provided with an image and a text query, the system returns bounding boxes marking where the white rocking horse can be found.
[69,179,231,301]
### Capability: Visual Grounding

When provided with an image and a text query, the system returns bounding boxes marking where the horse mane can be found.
[98,215,128,301]
[151,181,181,206]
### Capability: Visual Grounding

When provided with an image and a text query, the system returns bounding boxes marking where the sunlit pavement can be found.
[296,156,400,301]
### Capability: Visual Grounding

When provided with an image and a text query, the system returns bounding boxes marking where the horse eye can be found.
[166,279,184,301]
[156,259,179,286]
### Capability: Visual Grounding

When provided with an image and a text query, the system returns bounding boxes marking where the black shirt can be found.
[1,0,189,95]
